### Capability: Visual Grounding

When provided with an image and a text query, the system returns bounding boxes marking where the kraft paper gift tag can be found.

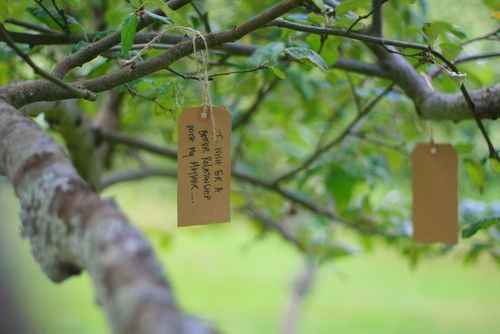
[177,106,231,227]
[411,143,458,244]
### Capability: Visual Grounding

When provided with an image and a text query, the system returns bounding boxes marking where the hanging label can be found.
[177,106,231,227]
[411,143,458,244]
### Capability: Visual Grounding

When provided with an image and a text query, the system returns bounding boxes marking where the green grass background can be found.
[1,179,500,334]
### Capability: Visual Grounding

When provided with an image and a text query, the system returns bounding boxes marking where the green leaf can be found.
[455,143,474,155]
[27,6,61,30]
[121,13,138,58]
[464,159,486,193]
[0,0,30,20]
[284,47,329,71]
[423,21,467,44]
[336,0,371,16]
[462,217,500,238]
[67,16,86,35]
[488,158,500,173]
[439,42,462,60]
[325,164,362,210]
[270,66,287,79]
[249,42,285,67]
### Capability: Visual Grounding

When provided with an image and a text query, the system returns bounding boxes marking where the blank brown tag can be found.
[411,143,458,244]
[177,106,231,227]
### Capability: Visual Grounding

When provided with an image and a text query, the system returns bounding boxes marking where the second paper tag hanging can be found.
[411,143,458,244]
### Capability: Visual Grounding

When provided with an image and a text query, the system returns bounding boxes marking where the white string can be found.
[124,25,216,138]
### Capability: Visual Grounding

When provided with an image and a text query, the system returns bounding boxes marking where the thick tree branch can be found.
[0,100,213,334]
[370,46,500,120]
[272,19,500,121]
[369,43,499,158]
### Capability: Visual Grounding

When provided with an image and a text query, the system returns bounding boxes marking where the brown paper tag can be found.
[177,106,231,227]
[411,143,458,244]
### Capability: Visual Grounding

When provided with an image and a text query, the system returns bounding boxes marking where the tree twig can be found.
[350,131,407,155]
[125,84,172,113]
[50,0,69,33]
[461,27,500,46]
[191,2,212,33]
[34,0,67,32]
[5,19,57,34]
[347,0,388,34]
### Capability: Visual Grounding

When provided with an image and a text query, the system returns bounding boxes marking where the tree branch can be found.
[0,0,303,107]
[270,19,500,121]
[0,100,214,334]
[369,43,499,158]
[0,23,96,101]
